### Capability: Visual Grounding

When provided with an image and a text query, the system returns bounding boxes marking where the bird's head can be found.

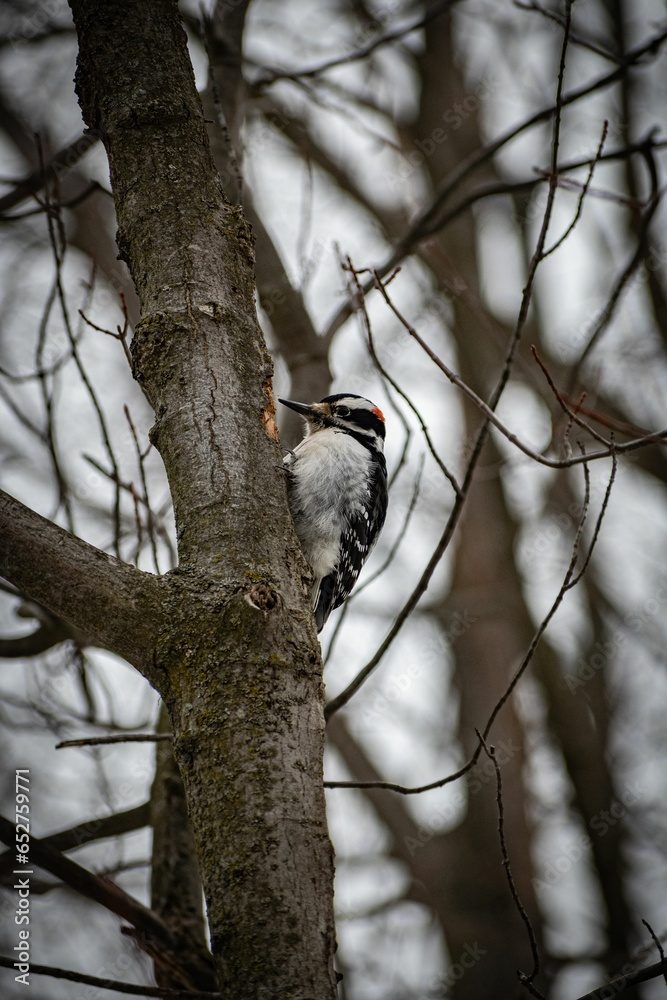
[279,393,386,450]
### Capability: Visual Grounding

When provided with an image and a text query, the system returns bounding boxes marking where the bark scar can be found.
[262,377,279,441]
[246,582,280,612]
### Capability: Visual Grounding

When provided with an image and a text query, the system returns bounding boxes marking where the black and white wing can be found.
[314,455,388,631]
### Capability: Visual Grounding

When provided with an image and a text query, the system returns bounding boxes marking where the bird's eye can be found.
[337,406,351,417]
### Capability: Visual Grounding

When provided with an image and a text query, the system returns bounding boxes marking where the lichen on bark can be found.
[62,0,338,995]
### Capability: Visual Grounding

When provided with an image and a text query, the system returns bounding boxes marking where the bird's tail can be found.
[313,575,335,632]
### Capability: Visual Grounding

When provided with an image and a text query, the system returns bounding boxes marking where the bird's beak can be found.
[278,398,316,419]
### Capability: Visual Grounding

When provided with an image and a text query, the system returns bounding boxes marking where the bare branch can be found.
[479,734,544,998]
[515,1,621,62]
[374,277,667,468]
[641,920,667,988]
[321,25,667,343]
[0,956,220,999]
[35,275,74,528]
[125,405,161,573]
[573,958,667,1000]
[531,347,610,447]
[57,734,171,749]
[540,119,609,260]
[326,453,617,792]
[0,803,150,879]
[0,808,215,987]
[570,132,663,377]
[0,489,161,673]
[0,620,77,658]
[43,206,124,557]
[253,0,462,86]
[0,816,181,959]
[0,131,99,214]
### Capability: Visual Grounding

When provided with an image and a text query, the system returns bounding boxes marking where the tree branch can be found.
[0,803,150,879]
[0,956,220,999]
[66,3,338,995]
[0,621,75,657]
[253,0,462,85]
[0,489,161,673]
[321,24,667,343]
[0,814,214,986]
[150,704,213,990]
[0,816,167,946]
[574,958,667,1000]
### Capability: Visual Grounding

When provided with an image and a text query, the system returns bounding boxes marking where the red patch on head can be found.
[372,407,385,422]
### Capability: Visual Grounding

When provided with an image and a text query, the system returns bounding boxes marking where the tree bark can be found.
[12,1,339,996]
[150,704,214,991]
[0,490,160,673]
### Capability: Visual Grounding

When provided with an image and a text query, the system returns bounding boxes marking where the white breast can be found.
[286,429,371,581]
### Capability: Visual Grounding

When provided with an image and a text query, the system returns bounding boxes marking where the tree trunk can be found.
[45,1,338,995]
[409,14,545,996]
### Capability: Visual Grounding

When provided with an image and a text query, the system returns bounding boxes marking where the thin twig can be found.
[478,733,544,998]
[129,482,144,563]
[642,920,667,988]
[515,1,620,62]
[573,958,667,1000]
[0,382,46,441]
[0,131,101,214]
[345,259,462,497]
[0,803,151,877]
[570,131,662,379]
[56,734,172,750]
[566,446,617,590]
[541,119,609,260]
[375,281,666,468]
[43,199,124,557]
[326,452,617,792]
[0,181,108,221]
[531,347,610,447]
[125,405,161,573]
[321,26,667,345]
[0,332,79,382]
[254,0,460,85]
[80,304,133,368]
[0,956,219,999]
[35,273,74,529]
[562,392,584,459]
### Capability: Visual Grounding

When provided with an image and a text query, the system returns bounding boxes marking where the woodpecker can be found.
[279,393,388,632]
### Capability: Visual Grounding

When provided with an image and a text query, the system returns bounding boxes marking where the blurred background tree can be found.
[1,1,667,998]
